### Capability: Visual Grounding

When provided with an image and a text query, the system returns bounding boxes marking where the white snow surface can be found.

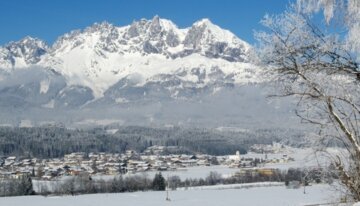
[39,79,50,94]
[0,184,341,206]
[41,52,257,98]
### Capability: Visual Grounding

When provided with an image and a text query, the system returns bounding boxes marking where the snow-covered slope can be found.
[0,16,255,98]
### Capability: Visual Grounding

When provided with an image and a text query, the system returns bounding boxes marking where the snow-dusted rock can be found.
[0,16,257,100]
[0,36,48,70]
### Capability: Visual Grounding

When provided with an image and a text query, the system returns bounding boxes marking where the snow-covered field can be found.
[137,165,240,179]
[243,147,341,170]
[0,184,342,206]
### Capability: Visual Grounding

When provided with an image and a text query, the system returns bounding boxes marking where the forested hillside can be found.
[0,126,306,158]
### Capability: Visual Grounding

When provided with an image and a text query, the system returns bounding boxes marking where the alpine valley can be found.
[0,16,296,128]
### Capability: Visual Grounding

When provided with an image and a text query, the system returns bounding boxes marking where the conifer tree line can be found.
[0,126,306,158]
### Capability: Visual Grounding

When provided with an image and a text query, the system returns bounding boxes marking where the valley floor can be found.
[0,183,344,206]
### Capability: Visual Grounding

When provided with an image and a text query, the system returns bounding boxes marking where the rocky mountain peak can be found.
[149,15,161,34]
[0,36,48,69]
[125,15,179,40]
[193,18,213,27]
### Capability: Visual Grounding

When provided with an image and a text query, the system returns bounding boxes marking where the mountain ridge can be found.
[0,16,296,129]
[0,16,257,98]
[0,16,251,68]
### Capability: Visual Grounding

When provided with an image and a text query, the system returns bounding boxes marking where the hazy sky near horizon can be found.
[0,0,293,45]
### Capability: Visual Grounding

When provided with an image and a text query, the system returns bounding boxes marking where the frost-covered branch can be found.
[256,0,360,201]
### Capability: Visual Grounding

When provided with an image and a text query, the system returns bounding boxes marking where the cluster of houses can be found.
[0,147,210,180]
[249,143,286,154]
[225,151,293,168]
[0,145,294,180]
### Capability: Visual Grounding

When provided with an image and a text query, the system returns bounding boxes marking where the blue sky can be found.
[0,0,293,45]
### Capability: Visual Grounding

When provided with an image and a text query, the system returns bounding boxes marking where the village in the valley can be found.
[0,143,295,180]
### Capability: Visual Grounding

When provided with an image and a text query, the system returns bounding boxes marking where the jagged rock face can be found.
[183,19,248,62]
[0,16,251,74]
[0,37,48,69]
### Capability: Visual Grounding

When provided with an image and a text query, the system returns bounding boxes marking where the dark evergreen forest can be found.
[0,126,306,158]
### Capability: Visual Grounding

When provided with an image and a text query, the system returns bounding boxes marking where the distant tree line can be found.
[39,172,166,196]
[0,167,336,197]
[0,126,306,158]
[168,168,335,189]
[53,167,334,196]
[0,175,35,197]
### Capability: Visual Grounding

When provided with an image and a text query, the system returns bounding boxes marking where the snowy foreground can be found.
[0,184,342,206]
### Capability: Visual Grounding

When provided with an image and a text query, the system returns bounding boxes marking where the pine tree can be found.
[152,173,166,191]
[18,175,35,195]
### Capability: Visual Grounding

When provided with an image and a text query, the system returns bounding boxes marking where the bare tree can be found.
[256,0,360,201]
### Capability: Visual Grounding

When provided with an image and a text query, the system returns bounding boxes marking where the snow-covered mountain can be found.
[0,16,256,95]
[0,36,48,70]
[0,16,292,128]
